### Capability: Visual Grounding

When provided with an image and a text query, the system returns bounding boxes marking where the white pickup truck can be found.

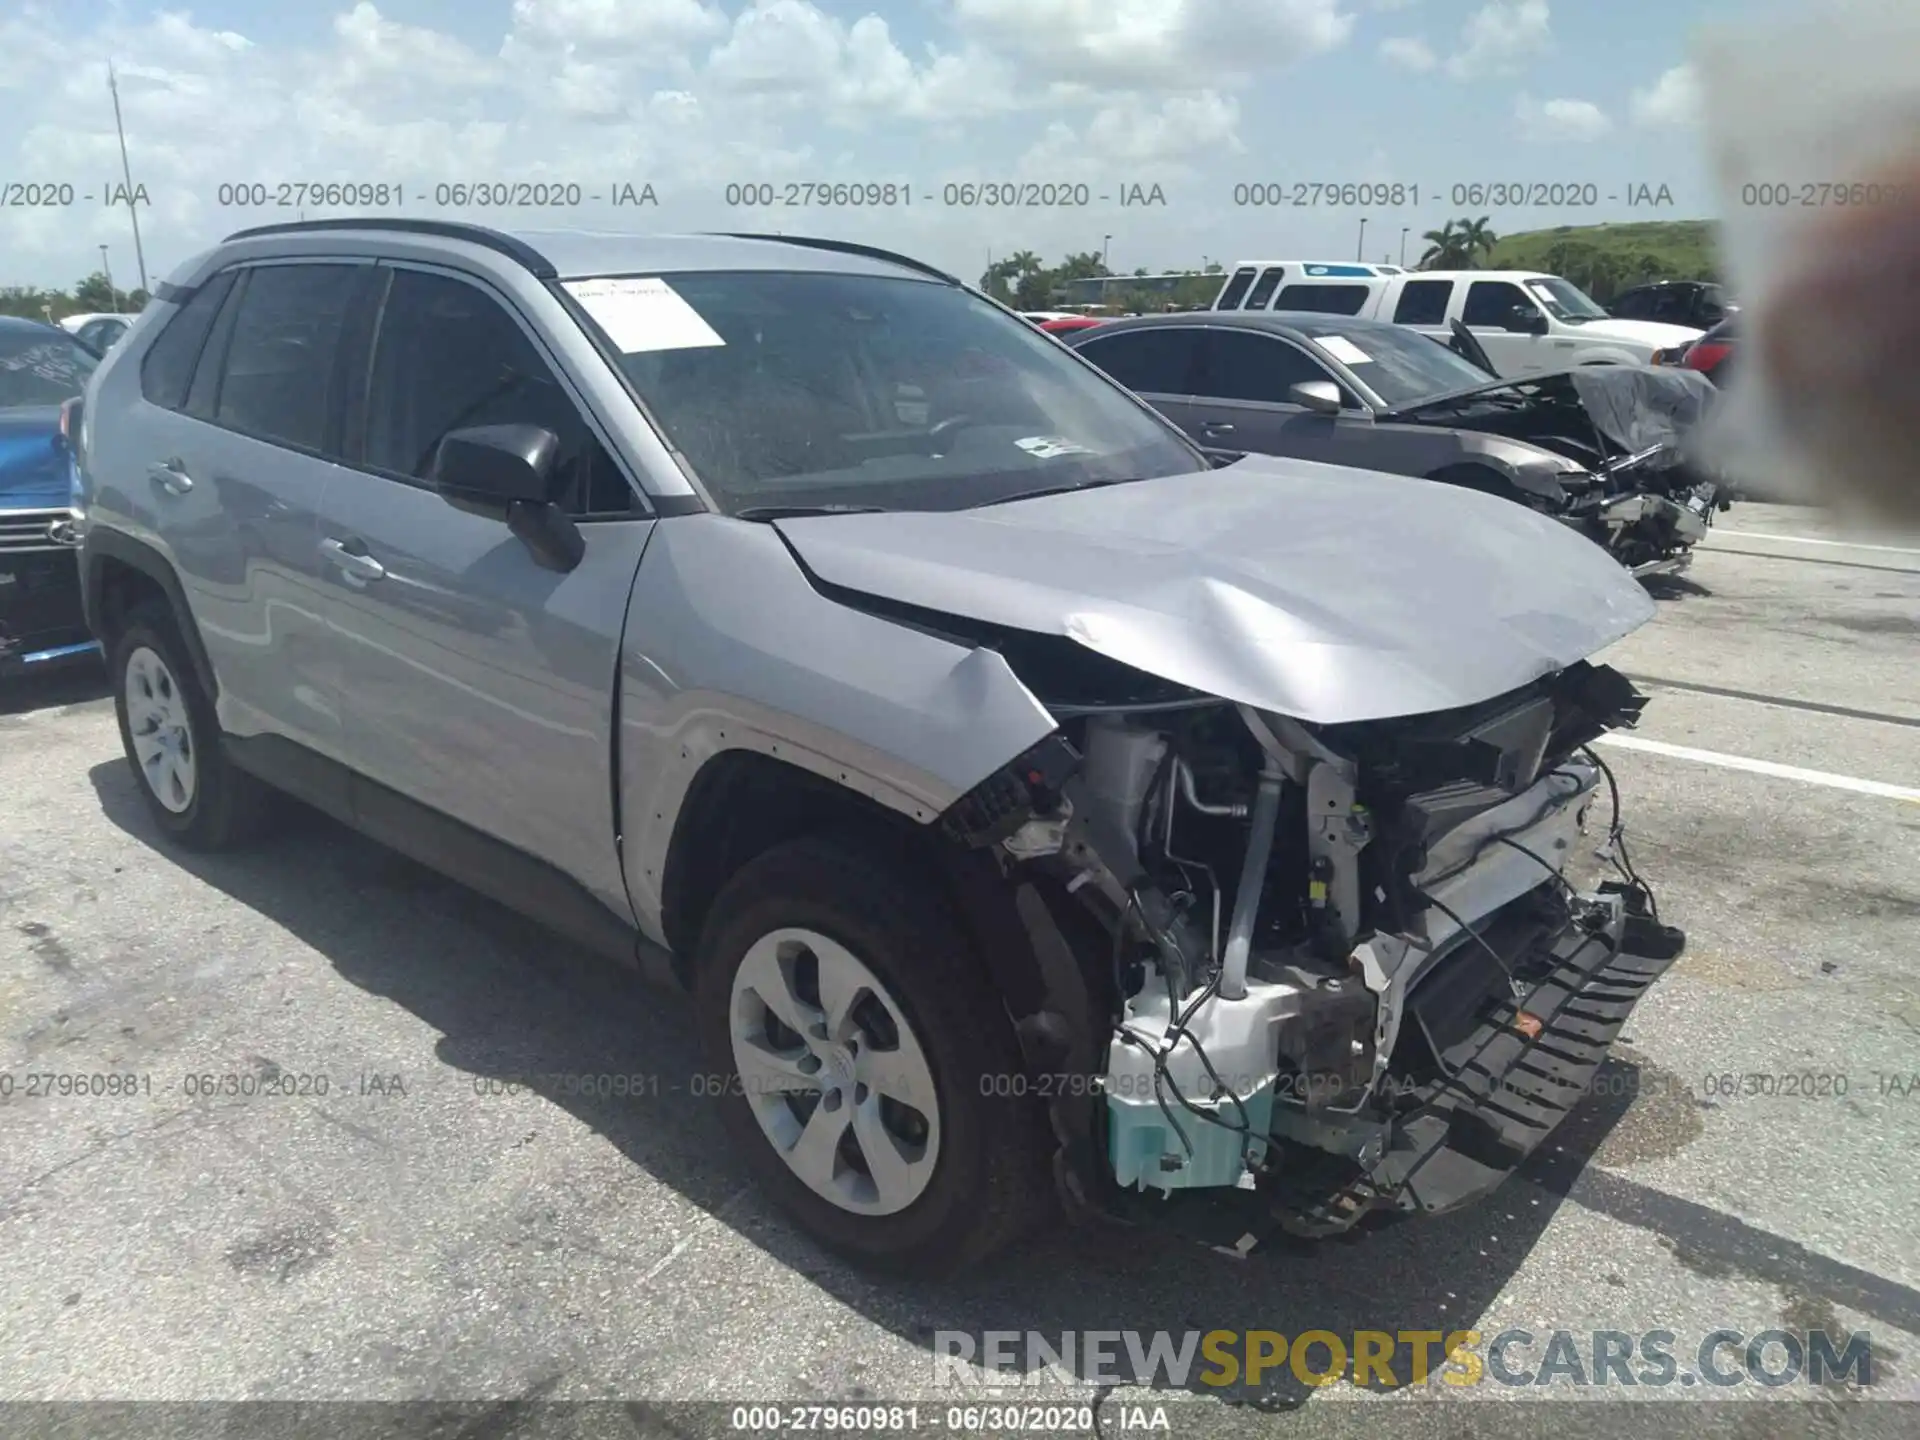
[1211,261,1703,376]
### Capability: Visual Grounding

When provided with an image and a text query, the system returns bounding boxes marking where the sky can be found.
[0,0,1784,292]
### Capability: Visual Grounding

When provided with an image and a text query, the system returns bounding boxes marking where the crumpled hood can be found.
[775,453,1656,725]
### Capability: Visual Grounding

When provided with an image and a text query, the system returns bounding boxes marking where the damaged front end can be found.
[938,654,1685,1245]
[1397,365,1736,579]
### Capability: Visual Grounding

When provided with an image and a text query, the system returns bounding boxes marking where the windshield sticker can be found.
[1015,435,1094,459]
[562,277,726,354]
[1316,335,1372,365]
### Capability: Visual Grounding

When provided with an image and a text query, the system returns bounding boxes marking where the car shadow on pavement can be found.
[0,657,109,716]
[1642,574,1714,601]
[86,756,1913,1413]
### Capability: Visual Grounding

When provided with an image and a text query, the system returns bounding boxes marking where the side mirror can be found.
[1506,305,1548,334]
[427,423,583,573]
[1289,380,1344,415]
[428,423,558,505]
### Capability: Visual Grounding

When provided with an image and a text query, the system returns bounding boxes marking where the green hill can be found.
[1486,220,1722,301]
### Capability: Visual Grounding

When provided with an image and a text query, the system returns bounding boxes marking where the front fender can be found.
[614,515,1060,944]
[1442,434,1573,506]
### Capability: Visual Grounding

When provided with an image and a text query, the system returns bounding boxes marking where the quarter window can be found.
[363,269,636,515]
[1073,329,1202,395]
[1243,267,1287,310]
[140,270,236,411]
[1214,267,1258,310]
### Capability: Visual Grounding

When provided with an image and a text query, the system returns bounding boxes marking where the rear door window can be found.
[1072,328,1203,394]
[1275,284,1371,316]
[1191,329,1345,403]
[212,264,360,455]
[1392,279,1454,325]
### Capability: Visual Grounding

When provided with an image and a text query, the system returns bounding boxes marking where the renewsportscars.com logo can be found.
[932,1328,1878,1390]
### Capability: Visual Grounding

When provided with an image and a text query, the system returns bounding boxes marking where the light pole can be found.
[1400,227,1410,267]
[1356,217,1367,261]
[99,245,115,309]
[107,60,149,295]
[1102,234,1112,270]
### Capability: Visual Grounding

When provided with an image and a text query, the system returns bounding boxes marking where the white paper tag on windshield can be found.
[1316,335,1371,365]
[562,277,726,354]
[1015,435,1093,459]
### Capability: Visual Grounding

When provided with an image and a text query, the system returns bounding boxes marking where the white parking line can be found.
[1593,733,1920,802]
[1711,531,1920,556]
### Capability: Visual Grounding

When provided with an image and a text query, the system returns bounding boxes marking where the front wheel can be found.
[694,836,1052,1276]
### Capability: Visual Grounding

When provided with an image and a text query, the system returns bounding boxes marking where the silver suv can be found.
[76,220,1685,1275]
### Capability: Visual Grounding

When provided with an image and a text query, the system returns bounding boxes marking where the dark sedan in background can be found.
[1608,280,1733,332]
[1,316,98,675]
[1067,310,1730,577]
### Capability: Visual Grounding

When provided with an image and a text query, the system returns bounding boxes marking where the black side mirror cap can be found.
[429,424,558,506]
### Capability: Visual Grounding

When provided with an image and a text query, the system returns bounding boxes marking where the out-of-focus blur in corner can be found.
[1697,0,1920,530]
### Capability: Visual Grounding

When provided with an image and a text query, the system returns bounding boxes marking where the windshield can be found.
[565,270,1203,514]
[1298,321,1496,408]
[0,327,98,408]
[1524,277,1609,323]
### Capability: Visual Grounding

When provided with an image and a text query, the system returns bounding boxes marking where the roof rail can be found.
[712,232,962,287]
[220,218,558,278]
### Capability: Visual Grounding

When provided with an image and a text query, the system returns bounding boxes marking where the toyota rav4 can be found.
[76,220,1684,1276]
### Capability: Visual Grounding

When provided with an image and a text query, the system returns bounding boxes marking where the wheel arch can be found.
[657,748,1082,1055]
[81,529,218,700]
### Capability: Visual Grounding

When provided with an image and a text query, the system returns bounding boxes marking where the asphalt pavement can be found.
[1,503,1915,1440]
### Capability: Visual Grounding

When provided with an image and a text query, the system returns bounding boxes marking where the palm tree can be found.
[1461,215,1499,266]
[1419,221,1468,269]
[1421,216,1500,269]
[979,257,1021,298]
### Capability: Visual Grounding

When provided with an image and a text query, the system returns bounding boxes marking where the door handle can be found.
[1202,421,1236,434]
[320,536,387,583]
[147,459,194,495]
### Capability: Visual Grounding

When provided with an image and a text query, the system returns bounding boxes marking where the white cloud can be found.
[1445,0,1550,79]
[1017,91,1243,173]
[1379,36,1436,71]
[1514,93,1611,142]
[332,3,495,91]
[507,0,729,50]
[948,0,1355,87]
[1631,63,1699,128]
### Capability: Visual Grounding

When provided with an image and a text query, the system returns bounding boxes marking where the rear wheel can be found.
[109,602,272,849]
[694,835,1052,1276]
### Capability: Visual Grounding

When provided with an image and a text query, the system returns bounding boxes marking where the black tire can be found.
[694,835,1053,1277]
[108,600,273,850]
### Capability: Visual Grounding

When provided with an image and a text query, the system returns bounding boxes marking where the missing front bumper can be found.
[1266,894,1684,1237]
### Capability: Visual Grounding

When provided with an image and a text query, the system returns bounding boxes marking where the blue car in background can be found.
[1,315,99,675]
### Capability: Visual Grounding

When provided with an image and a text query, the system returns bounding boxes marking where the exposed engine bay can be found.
[1396,364,1737,578]
[940,653,1687,1242]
